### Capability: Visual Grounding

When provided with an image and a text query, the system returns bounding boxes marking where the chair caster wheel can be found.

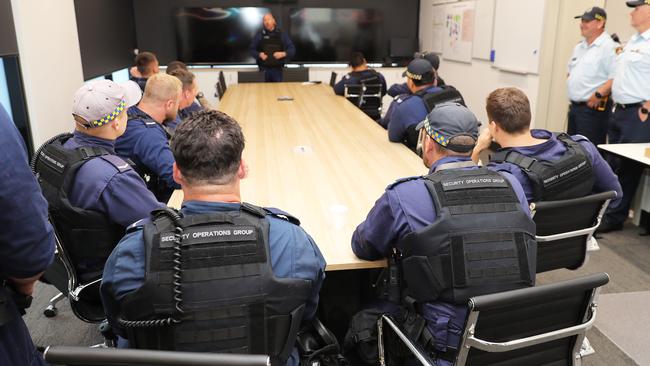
[44,305,58,318]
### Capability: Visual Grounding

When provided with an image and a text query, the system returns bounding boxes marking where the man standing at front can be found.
[567,7,617,145]
[249,13,296,82]
[600,0,650,232]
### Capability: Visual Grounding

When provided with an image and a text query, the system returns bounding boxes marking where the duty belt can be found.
[615,102,642,109]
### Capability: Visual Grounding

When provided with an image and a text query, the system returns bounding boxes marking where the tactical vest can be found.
[259,29,285,67]
[33,133,129,281]
[119,204,312,366]
[397,166,536,304]
[489,133,595,202]
[405,86,467,151]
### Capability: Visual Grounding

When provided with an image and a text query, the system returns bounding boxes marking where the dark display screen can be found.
[289,8,385,63]
[174,7,269,63]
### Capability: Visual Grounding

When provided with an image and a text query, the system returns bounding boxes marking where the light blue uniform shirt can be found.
[611,29,650,104]
[567,32,617,102]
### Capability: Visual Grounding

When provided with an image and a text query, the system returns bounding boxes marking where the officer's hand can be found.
[259,52,268,61]
[476,128,493,152]
[639,102,650,122]
[273,51,287,59]
[587,94,600,109]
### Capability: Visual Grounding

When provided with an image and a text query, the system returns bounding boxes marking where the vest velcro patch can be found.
[159,225,257,248]
[441,176,508,191]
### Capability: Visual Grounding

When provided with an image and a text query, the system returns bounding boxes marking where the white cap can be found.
[72,79,142,128]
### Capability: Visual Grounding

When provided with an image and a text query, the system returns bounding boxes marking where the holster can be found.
[296,318,347,366]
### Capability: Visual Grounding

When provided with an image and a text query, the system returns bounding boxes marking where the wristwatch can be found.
[594,91,603,99]
[196,92,204,99]
[641,107,649,115]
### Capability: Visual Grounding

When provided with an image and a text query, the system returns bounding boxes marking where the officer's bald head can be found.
[171,110,245,186]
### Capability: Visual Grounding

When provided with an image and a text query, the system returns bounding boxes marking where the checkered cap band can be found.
[90,100,126,127]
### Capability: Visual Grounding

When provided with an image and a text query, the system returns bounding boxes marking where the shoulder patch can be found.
[99,155,133,173]
[344,74,351,79]
[387,176,422,190]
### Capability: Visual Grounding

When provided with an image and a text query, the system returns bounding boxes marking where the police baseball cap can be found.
[72,79,142,128]
[415,102,480,153]
[574,7,607,21]
[402,58,436,84]
[626,0,650,7]
[414,51,441,70]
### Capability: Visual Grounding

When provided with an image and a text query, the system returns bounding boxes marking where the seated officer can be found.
[166,61,213,113]
[1,104,54,366]
[333,51,387,96]
[166,69,200,130]
[101,110,326,366]
[383,59,442,146]
[33,80,162,280]
[387,51,446,97]
[116,73,182,202]
[130,51,159,92]
[471,87,622,206]
[352,103,536,365]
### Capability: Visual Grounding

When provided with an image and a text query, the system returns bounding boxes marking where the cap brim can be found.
[627,1,644,7]
[120,80,143,108]
[402,70,407,77]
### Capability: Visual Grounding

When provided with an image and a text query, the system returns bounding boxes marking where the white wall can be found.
[11,0,84,148]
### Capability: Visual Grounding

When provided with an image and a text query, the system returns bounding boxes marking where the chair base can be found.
[43,292,66,318]
[579,337,595,358]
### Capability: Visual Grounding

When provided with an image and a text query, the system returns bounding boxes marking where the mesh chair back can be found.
[238,71,265,83]
[532,191,616,273]
[282,67,309,82]
[44,346,270,366]
[457,273,609,366]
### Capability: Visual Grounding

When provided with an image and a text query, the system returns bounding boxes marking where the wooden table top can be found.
[168,83,427,270]
[598,143,650,167]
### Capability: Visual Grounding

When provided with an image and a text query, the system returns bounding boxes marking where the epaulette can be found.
[126,217,151,233]
[387,176,422,190]
[99,155,133,173]
[264,207,301,226]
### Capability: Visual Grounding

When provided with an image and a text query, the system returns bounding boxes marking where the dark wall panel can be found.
[0,0,18,57]
[75,0,137,79]
[133,0,419,65]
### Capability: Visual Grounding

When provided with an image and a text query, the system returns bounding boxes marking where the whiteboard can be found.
[419,0,435,51]
[431,4,446,53]
[492,0,546,74]
[472,0,495,60]
[442,1,476,63]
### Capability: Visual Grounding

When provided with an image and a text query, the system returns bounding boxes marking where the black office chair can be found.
[41,230,106,324]
[44,346,270,366]
[377,272,610,366]
[344,83,383,120]
[214,81,225,100]
[330,71,338,88]
[238,71,265,83]
[283,67,309,82]
[219,70,227,92]
[531,191,617,273]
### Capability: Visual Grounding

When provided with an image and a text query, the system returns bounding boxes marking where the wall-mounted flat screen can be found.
[174,7,269,63]
[289,8,385,63]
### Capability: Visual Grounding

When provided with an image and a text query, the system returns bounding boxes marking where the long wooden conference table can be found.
[168,82,426,271]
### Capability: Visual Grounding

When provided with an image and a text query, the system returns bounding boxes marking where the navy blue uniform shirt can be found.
[385,86,442,143]
[116,106,180,201]
[166,102,203,132]
[101,201,326,366]
[333,69,387,96]
[0,105,54,366]
[387,77,446,98]
[488,130,622,208]
[63,131,163,227]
